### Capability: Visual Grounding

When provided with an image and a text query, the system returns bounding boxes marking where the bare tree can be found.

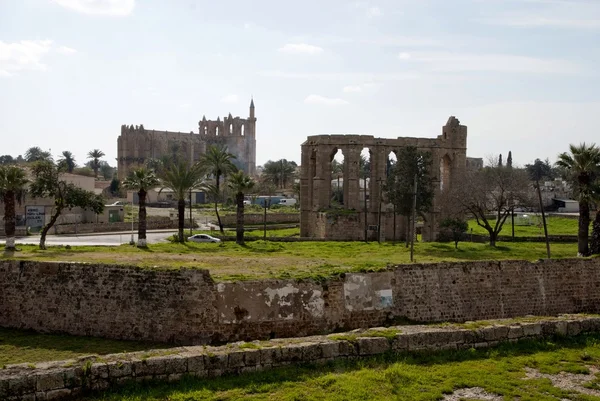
[445,159,533,246]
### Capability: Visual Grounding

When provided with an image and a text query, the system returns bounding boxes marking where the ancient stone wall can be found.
[2,315,598,401]
[300,117,468,241]
[1,258,600,345]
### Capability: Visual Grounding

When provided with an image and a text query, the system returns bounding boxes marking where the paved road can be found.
[0,230,178,246]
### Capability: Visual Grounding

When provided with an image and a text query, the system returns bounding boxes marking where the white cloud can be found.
[400,51,582,74]
[221,94,239,104]
[278,43,324,55]
[343,85,363,93]
[366,6,382,17]
[398,52,411,60]
[0,40,53,77]
[179,103,192,110]
[343,83,379,93]
[304,95,349,106]
[53,0,135,16]
[57,46,77,55]
[479,15,600,29]
[262,70,419,82]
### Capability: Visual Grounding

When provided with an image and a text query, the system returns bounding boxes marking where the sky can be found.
[1,0,599,169]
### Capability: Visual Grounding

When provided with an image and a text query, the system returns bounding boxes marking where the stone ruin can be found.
[116,99,257,179]
[300,116,468,241]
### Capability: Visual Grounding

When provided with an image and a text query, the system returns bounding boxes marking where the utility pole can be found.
[364,176,368,243]
[410,174,417,262]
[189,189,193,236]
[377,179,382,244]
[536,180,551,258]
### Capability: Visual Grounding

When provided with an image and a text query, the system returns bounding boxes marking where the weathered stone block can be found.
[555,321,568,336]
[567,320,582,336]
[507,326,524,339]
[8,376,36,396]
[358,337,390,355]
[206,353,228,371]
[302,343,322,361]
[35,371,65,392]
[320,342,340,358]
[259,347,280,365]
[521,323,542,337]
[280,345,304,363]
[479,326,509,342]
[186,355,205,374]
[337,340,358,357]
[90,363,109,380]
[108,361,133,378]
[164,356,187,374]
[391,334,408,352]
[228,351,246,369]
[45,387,72,400]
[244,349,261,367]
[62,367,83,387]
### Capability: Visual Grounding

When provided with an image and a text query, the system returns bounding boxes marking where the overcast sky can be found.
[1,0,599,168]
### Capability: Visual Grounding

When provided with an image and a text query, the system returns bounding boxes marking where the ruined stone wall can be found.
[219,213,299,226]
[2,315,598,401]
[1,258,600,345]
[300,116,468,241]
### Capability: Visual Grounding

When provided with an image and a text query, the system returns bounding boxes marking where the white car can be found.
[187,234,221,243]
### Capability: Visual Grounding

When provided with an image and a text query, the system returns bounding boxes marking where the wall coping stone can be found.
[1,314,599,401]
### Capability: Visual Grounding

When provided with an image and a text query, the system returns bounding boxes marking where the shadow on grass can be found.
[0,328,169,366]
[86,333,600,401]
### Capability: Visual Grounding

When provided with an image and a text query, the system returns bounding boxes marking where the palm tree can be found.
[158,159,205,243]
[262,159,297,189]
[556,143,600,256]
[331,159,344,204]
[24,147,52,163]
[123,167,159,247]
[228,171,255,245]
[57,151,76,173]
[199,145,238,233]
[0,165,28,251]
[87,149,106,179]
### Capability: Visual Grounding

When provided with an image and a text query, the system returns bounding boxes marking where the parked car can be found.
[187,234,221,243]
[243,200,251,205]
[279,198,297,206]
[108,201,127,206]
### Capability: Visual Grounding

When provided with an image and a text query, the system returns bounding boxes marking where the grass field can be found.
[468,215,580,237]
[85,334,600,401]
[1,240,587,281]
[0,327,167,367]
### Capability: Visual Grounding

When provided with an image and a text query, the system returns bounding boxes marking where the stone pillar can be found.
[345,146,360,210]
[314,148,332,209]
[370,147,386,214]
[300,144,312,237]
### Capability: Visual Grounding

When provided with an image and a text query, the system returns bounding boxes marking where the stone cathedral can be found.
[117,99,257,180]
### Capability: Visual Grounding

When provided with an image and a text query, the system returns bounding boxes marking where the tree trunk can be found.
[3,192,16,251]
[489,230,497,247]
[214,201,223,234]
[40,206,62,250]
[405,215,410,248]
[137,189,147,248]
[590,210,600,255]
[216,174,224,234]
[236,191,244,245]
[178,198,185,243]
[578,201,590,256]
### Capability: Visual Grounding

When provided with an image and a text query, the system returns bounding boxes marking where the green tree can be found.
[123,168,159,247]
[556,143,600,256]
[384,147,434,246]
[109,178,121,196]
[526,158,555,182]
[331,159,344,204]
[30,161,104,249]
[227,171,256,245]
[0,155,15,165]
[57,151,76,173]
[199,145,238,233]
[24,147,52,163]
[440,218,468,249]
[87,149,106,179]
[262,159,297,189]
[0,165,28,251]
[158,160,204,243]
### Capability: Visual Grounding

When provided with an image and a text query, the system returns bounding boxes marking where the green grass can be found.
[193,227,300,238]
[0,327,168,366]
[85,334,600,401]
[468,215,580,237]
[1,240,589,281]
